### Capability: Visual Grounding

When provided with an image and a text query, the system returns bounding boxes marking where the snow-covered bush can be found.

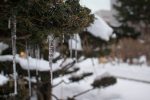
[92,72,117,88]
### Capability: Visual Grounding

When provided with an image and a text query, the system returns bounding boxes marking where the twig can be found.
[52,94,62,100]
[61,60,76,71]
[72,88,94,98]
[53,80,70,88]
[59,58,67,67]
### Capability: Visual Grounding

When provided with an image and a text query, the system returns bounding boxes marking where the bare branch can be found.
[72,88,94,98]
[53,80,70,88]
[52,94,60,100]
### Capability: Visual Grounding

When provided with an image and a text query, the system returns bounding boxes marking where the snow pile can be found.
[0,74,9,86]
[87,15,113,41]
[139,55,147,65]
[0,42,9,54]
[132,55,147,65]
[68,34,82,51]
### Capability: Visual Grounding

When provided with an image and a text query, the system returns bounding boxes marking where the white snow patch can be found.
[0,42,9,54]
[0,74,9,86]
[139,55,147,65]
[53,58,150,100]
[111,33,117,39]
[53,52,60,59]
[24,77,38,83]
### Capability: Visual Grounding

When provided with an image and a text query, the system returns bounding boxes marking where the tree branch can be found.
[53,80,70,88]
[52,94,60,100]
[72,88,94,98]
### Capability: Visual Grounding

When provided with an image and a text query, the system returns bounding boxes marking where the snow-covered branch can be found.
[0,55,74,72]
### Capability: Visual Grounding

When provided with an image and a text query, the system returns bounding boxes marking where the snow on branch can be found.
[0,55,74,72]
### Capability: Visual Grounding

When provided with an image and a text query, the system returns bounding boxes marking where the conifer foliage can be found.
[113,0,150,38]
[0,0,94,43]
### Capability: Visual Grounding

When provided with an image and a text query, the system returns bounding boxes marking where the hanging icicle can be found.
[28,44,34,58]
[62,33,65,43]
[47,34,55,85]
[47,34,55,100]
[26,42,32,97]
[8,17,11,29]
[11,14,17,95]
[35,44,40,77]
[75,34,78,63]
[70,35,73,58]
[53,37,59,54]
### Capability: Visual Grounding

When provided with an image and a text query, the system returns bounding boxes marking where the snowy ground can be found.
[54,79,150,100]
[53,58,150,100]
[0,57,150,100]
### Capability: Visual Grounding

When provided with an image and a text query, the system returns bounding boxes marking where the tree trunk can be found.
[39,72,52,100]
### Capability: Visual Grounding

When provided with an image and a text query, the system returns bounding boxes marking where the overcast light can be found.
[80,0,111,13]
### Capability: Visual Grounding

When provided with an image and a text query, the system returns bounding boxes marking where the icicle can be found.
[70,35,73,58]
[53,41,56,55]
[62,33,65,43]
[48,34,55,85]
[53,37,58,54]
[35,45,40,77]
[75,34,78,63]
[38,46,40,60]
[91,58,95,66]
[41,53,44,60]
[11,15,17,95]
[29,45,34,58]
[31,45,35,58]
[8,18,11,29]
[28,45,31,57]
[26,42,32,97]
